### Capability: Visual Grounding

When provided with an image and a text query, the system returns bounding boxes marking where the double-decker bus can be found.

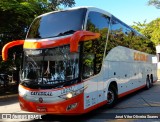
[2,7,157,114]
[156,45,160,79]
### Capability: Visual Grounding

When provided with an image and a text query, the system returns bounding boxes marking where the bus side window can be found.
[82,11,110,79]
[107,18,133,54]
[82,53,95,79]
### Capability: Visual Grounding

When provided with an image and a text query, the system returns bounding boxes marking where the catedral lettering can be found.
[2,7,157,115]
[31,92,52,96]
[134,52,148,62]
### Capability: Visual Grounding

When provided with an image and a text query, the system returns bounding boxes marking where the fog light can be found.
[66,103,78,111]
[66,92,73,99]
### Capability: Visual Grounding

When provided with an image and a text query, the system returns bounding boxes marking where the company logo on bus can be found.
[134,52,148,62]
[39,97,43,103]
[31,92,52,96]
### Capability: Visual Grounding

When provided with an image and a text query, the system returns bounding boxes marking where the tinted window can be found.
[22,46,80,89]
[27,8,87,39]
[106,18,133,53]
[82,11,110,79]
[107,17,155,54]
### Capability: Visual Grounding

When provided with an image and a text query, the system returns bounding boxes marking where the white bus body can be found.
[2,7,157,114]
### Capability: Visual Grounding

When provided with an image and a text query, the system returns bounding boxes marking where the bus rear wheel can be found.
[145,76,151,89]
[107,86,117,108]
[150,74,153,87]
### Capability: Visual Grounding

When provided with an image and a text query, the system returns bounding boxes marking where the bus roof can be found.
[34,6,146,39]
[37,6,112,18]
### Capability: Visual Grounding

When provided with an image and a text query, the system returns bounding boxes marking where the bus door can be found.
[83,10,110,108]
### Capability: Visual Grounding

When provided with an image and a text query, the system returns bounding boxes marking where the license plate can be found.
[37,107,47,112]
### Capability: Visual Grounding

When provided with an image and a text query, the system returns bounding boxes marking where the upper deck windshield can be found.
[26,8,87,39]
[21,45,79,89]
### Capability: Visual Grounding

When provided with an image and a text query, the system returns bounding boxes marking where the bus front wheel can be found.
[107,86,117,108]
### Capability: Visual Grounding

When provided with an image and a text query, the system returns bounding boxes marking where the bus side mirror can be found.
[2,40,24,61]
[70,31,100,52]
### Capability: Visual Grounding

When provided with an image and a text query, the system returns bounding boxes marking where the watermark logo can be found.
[2,114,11,119]
[1,113,42,120]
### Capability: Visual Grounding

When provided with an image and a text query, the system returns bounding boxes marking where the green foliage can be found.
[132,18,160,45]
[144,18,160,45]
[132,20,147,32]
[0,0,48,72]
[48,0,75,10]
[0,0,75,47]
[0,0,75,73]
[0,0,49,44]
[148,0,160,9]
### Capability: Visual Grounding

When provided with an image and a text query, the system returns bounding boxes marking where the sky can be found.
[72,0,160,26]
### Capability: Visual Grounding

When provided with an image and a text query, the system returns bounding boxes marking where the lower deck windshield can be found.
[21,45,79,89]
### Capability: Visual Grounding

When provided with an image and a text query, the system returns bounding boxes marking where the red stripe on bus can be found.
[153,80,157,83]
[83,101,108,114]
[19,93,84,115]
[118,85,146,98]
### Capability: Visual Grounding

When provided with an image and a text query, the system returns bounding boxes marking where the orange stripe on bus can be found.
[23,36,71,49]
[23,31,100,52]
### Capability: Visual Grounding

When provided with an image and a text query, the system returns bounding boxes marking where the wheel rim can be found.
[107,90,114,104]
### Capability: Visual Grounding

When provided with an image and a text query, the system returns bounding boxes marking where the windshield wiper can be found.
[57,30,75,36]
[41,30,75,39]
[21,78,78,89]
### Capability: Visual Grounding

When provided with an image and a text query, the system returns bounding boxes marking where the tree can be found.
[132,18,160,45]
[132,20,147,33]
[132,1,160,46]
[144,18,160,45]
[148,0,160,9]
[0,0,75,48]
[0,0,75,73]
[48,0,75,10]
[0,0,49,46]
[0,0,75,45]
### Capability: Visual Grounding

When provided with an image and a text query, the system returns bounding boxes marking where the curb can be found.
[0,94,18,101]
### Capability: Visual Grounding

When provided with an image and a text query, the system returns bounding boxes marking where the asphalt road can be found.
[0,81,160,122]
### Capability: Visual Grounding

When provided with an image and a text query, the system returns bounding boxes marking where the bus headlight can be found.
[66,92,73,99]
[19,86,27,97]
[59,86,87,100]
[59,92,74,99]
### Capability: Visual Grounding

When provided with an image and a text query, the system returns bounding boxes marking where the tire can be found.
[150,74,153,87]
[107,86,117,108]
[145,76,151,90]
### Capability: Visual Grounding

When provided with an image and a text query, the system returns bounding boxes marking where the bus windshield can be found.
[21,45,79,89]
[26,8,87,39]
